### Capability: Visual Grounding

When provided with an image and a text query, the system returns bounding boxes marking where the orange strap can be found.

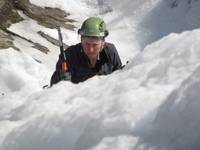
[62,62,68,71]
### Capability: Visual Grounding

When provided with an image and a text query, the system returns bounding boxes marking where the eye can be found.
[92,44,98,47]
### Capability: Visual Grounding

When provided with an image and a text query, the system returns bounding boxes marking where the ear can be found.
[104,30,109,37]
[102,37,105,42]
[81,36,84,42]
[101,39,105,50]
[78,29,81,35]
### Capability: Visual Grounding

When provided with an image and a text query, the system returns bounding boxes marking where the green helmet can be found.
[78,17,109,37]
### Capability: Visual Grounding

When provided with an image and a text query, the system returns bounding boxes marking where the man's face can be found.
[81,37,105,59]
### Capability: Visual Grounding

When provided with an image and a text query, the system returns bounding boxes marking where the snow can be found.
[1,0,200,150]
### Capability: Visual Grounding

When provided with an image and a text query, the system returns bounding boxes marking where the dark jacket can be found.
[50,42,122,85]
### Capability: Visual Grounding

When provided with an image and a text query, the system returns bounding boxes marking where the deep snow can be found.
[1,0,200,150]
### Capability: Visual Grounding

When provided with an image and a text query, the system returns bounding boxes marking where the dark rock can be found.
[38,31,68,49]
[0,0,24,29]
[32,43,49,54]
[4,28,50,53]
[0,29,19,50]
[12,0,76,30]
[0,0,75,55]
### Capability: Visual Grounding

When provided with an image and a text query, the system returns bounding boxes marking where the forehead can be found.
[82,37,103,44]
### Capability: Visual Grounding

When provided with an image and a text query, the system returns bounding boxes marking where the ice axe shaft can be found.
[57,26,70,80]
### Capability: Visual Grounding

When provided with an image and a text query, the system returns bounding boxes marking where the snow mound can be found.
[1,28,200,150]
[0,49,45,93]
[133,65,200,150]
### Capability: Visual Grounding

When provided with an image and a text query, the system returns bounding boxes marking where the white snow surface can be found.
[1,0,200,150]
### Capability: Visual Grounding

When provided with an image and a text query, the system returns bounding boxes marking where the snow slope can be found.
[1,0,200,150]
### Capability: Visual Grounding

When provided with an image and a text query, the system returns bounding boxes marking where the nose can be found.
[87,46,95,53]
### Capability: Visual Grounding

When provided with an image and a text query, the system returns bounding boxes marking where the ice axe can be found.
[56,26,71,81]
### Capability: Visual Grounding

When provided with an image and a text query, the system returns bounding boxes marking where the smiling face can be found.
[81,36,105,60]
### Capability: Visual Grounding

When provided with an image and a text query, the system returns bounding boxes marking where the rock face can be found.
[13,0,76,30]
[0,29,18,50]
[38,31,68,49]
[0,0,23,29]
[0,0,74,52]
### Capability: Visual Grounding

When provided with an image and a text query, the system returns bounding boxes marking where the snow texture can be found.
[1,0,200,150]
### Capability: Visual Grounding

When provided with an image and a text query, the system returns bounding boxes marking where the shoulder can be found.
[65,43,82,53]
[64,43,82,57]
[104,42,118,55]
[104,42,116,49]
[62,43,82,64]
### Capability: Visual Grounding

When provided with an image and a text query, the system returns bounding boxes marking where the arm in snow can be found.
[50,51,71,86]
